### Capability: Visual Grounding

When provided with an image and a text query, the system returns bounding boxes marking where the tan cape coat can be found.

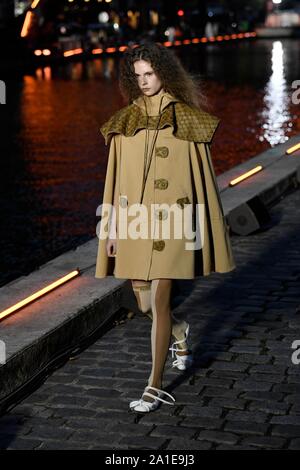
[95,90,236,280]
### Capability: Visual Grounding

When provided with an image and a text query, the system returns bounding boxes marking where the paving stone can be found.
[274,384,300,394]
[3,437,43,450]
[250,374,286,384]
[271,424,300,438]
[166,438,212,450]
[26,425,74,440]
[208,398,247,410]
[150,425,197,439]
[209,361,249,372]
[180,417,223,430]
[250,365,287,375]
[248,401,289,415]
[118,436,167,449]
[197,430,239,445]
[235,354,271,364]
[240,391,284,402]
[224,420,269,436]
[209,371,247,381]
[288,439,300,450]
[270,416,300,426]
[229,346,263,354]
[179,406,223,419]
[225,410,269,424]
[216,444,257,450]
[241,436,287,449]
[196,378,234,388]
[200,387,239,399]
[233,380,273,392]
[47,395,91,407]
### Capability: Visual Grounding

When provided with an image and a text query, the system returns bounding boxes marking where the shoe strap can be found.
[169,340,188,358]
[144,386,175,405]
[133,398,152,411]
[172,354,193,367]
[169,324,190,357]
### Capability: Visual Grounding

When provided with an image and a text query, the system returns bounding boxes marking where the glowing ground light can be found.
[21,11,33,37]
[31,0,40,8]
[229,166,264,186]
[63,48,83,57]
[0,270,80,322]
[286,143,300,154]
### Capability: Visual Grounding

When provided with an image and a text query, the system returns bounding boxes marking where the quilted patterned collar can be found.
[100,100,220,145]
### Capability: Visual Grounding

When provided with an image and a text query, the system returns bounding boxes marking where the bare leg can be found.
[140,279,173,402]
[131,279,191,356]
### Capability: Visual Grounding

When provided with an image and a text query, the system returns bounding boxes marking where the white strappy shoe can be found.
[169,324,193,370]
[129,386,175,413]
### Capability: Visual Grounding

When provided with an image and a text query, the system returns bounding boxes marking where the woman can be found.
[95,42,236,413]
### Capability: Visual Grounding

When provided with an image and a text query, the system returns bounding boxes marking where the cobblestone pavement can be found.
[1,188,300,450]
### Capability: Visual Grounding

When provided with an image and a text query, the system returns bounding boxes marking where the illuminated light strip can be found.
[64,48,83,57]
[21,11,33,37]
[31,0,40,8]
[0,270,80,321]
[229,165,263,186]
[64,32,257,61]
[286,142,300,154]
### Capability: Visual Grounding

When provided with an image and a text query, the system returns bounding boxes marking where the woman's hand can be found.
[106,238,117,257]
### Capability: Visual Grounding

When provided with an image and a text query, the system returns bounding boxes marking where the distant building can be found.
[265,9,300,27]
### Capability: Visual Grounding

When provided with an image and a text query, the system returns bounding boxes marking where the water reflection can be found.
[259,41,292,146]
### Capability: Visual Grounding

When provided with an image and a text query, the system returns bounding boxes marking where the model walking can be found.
[95,42,236,413]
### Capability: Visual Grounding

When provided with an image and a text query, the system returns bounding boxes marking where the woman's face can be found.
[133,60,163,96]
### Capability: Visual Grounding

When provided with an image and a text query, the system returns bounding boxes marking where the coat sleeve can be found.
[189,141,236,275]
[95,134,120,278]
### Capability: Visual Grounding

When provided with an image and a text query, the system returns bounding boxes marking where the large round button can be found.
[155,146,169,158]
[154,179,168,190]
[153,240,165,251]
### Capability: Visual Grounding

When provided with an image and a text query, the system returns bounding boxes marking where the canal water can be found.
[0,38,299,286]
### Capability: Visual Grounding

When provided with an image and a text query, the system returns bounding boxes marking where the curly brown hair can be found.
[119,41,210,111]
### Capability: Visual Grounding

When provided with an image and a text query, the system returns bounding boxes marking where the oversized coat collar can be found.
[100,92,220,146]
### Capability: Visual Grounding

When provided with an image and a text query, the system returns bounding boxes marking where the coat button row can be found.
[153,240,165,251]
[155,146,169,158]
[154,178,168,190]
